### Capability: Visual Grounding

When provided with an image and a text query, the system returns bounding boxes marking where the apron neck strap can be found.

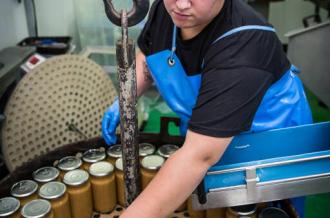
[170,25,177,61]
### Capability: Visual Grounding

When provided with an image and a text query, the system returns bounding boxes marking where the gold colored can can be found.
[63,170,93,218]
[140,155,165,189]
[10,180,38,207]
[188,196,205,218]
[226,204,257,218]
[39,182,71,218]
[21,199,54,218]
[89,161,117,213]
[206,208,226,218]
[139,143,156,160]
[33,166,60,185]
[106,144,122,165]
[0,197,20,218]
[115,158,125,207]
[258,207,289,218]
[82,148,106,171]
[156,144,179,159]
[57,156,82,180]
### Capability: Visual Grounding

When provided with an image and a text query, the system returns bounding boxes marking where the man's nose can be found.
[176,0,191,10]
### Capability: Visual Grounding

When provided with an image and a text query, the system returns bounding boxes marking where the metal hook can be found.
[103,0,149,27]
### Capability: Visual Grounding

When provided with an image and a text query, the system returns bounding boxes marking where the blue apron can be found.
[146,25,313,217]
[146,25,313,133]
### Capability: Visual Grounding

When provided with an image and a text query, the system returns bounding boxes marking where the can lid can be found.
[139,143,156,157]
[11,180,38,198]
[0,197,20,217]
[259,207,289,218]
[115,158,123,171]
[89,161,114,177]
[107,144,122,158]
[229,204,257,216]
[33,166,59,183]
[21,199,51,218]
[157,144,179,158]
[141,155,165,170]
[39,182,66,199]
[82,149,106,163]
[57,156,82,171]
[63,169,89,186]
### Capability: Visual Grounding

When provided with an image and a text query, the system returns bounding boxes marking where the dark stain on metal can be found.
[102,0,151,207]
[116,10,141,206]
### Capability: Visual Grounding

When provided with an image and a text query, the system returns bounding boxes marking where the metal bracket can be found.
[245,167,259,200]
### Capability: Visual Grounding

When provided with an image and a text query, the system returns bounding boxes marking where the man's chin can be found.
[172,20,194,29]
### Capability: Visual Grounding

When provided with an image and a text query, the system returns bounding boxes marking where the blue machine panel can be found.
[205,122,330,191]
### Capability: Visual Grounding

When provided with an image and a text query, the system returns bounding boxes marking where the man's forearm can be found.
[136,52,153,97]
[120,130,232,218]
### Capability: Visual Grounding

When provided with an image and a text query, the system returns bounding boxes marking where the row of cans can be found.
[0,143,179,218]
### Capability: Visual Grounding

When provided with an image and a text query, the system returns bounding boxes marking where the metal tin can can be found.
[115,158,125,207]
[10,180,38,207]
[21,199,54,218]
[226,204,257,218]
[140,155,165,189]
[63,170,93,218]
[156,144,179,159]
[89,161,117,213]
[139,143,156,160]
[188,196,205,218]
[258,207,289,218]
[0,197,20,218]
[206,208,226,218]
[57,156,82,180]
[106,144,122,165]
[33,167,60,185]
[39,182,71,218]
[82,148,106,171]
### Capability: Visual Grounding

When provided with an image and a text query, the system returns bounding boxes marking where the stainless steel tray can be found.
[192,122,330,209]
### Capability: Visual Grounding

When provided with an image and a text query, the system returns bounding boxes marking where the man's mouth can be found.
[172,11,191,20]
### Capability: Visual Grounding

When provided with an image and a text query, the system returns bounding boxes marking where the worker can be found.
[102,0,312,217]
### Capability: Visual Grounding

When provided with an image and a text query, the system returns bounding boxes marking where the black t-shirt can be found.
[138,0,291,137]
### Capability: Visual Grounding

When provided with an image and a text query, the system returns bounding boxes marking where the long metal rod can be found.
[117,10,140,207]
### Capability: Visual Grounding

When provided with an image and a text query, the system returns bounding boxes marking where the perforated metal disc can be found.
[1,55,117,171]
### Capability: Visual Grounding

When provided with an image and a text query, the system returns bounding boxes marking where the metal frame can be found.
[192,174,330,209]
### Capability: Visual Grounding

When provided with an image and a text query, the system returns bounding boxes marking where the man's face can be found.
[164,0,223,30]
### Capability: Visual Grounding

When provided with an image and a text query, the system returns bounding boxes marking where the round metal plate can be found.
[1,55,117,171]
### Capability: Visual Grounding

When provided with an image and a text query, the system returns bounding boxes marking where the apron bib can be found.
[146,25,313,134]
